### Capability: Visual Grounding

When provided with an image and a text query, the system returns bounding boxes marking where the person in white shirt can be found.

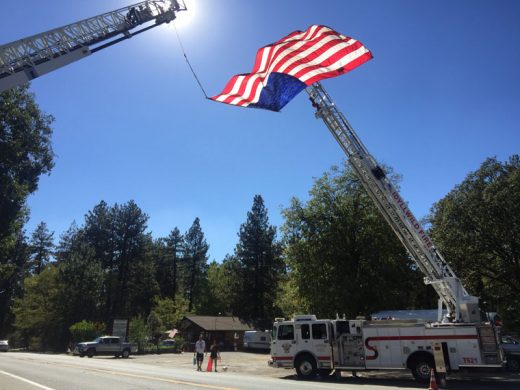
[194,334,206,371]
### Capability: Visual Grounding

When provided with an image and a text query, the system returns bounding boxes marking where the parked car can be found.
[501,335,520,372]
[74,336,137,358]
[243,331,271,351]
[0,340,8,352]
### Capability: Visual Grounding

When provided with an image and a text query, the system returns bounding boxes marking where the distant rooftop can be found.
[181,316,254,331]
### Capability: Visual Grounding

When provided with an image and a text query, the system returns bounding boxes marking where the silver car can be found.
[501,335,520,372]
[0,340,8,352]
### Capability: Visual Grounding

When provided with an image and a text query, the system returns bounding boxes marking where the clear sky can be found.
[2,0,519,262]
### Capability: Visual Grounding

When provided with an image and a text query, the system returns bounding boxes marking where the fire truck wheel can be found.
[410,357,434,382]
[295,354,317,379]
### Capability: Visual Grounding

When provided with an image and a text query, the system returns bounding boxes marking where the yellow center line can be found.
[59,362,238,390]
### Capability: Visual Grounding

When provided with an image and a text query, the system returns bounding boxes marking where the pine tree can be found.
[233,195,283,328]
[29,221,54,274]
[183,218,209,312]
[166,228,183,300]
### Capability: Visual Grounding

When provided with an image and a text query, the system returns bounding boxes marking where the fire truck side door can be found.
[311,322,331,358]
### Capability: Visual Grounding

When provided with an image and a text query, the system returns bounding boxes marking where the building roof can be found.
[181,316,254,332]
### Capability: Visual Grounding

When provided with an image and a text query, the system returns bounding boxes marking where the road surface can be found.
[0,352,518,390]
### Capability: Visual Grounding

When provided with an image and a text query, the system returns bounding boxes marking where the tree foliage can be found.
[29,221,54,274]
[429,155,520,329]
[128,315,148,353]
[183,218,209,312]
[55,225,104,327]
[281,162,435,319]
[0,85,54,336]
[0,85,54,241]
[82,200,152,321]
[147,310,163,348]
[206,259,234,315]
[69,320,104,343]
[153,228,184,300]
[230,195,284,327]
[149,296,189,331]
[12,265,63,350]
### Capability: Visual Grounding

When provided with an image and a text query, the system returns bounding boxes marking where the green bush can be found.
[129,316,148,353]
[69,320,104,343]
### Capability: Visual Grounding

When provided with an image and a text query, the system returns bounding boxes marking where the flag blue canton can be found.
[249,73,307,111]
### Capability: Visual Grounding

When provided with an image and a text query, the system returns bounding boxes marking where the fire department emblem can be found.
[282,343,292,353]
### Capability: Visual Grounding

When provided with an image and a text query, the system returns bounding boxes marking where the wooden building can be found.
[179,316,254,351]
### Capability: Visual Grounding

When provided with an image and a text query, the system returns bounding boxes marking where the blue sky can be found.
[2,0,519,262]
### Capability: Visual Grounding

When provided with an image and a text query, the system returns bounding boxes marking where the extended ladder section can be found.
[0,1,186,92]
[306,82,480,323]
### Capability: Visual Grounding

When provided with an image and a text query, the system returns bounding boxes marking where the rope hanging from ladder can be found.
[173,23,208,99]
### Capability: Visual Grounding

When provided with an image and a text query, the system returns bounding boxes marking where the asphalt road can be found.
[0,352,518,390]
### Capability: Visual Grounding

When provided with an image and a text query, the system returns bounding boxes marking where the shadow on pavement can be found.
[280,371,520,390]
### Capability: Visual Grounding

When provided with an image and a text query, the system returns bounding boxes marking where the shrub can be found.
[69,320,104,343]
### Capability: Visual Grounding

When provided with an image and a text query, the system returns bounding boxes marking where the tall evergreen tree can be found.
[83,200,150,321]
[166,227,183,299]
[0,85,54,336]
[232,195,283,328]
[113,201,149,317]
[183,218,209,312]
[55,224,104,326]
[29,221,54,274]
[83,201,117,322]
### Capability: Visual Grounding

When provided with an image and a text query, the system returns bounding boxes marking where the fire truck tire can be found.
[410,355,434,382]
[295,354,317,379]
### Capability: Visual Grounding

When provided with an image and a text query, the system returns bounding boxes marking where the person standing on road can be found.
[194,334,206,371]
[210,340,221,372]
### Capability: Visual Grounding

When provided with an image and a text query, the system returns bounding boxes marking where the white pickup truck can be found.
[74,336,137,358]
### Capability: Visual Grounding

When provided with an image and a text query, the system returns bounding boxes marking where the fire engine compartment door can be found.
[310,321,332,365]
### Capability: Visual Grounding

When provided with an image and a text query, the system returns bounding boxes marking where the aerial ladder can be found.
[306,82,481,324]
[0,1,186,93]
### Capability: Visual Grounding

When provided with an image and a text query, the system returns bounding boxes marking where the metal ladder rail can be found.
[0,1,185,90]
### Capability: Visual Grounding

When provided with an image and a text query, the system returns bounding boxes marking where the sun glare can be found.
[172,0,197,29]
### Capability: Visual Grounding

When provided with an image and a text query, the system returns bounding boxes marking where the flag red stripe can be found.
[270,31,343,74]
[280,37,360,77]
[304,51,373,85]
[291,42,367,81]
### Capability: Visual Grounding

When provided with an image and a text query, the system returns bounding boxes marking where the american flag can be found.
[211,25,372,112]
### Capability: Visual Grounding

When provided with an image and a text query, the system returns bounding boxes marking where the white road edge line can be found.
[0,369,56,390]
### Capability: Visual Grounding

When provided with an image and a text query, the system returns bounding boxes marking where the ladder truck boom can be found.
[306,82,480,323]
[0,1,186,92]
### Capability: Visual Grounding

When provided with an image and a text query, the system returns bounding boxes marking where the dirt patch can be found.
[132,351,288,377]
